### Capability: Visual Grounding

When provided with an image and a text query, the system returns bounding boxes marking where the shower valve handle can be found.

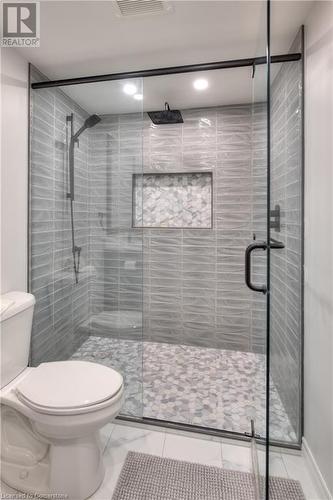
[245,241,267,294]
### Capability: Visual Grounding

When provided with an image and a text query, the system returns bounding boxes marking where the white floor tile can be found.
[282,453,323,500]
[164,426,217,442]
[91,423,166,499]
[2,421,323,500]
[163,432,222,467]
[221,442,252,472]
[107,423,166,465]
[258,451,289,478]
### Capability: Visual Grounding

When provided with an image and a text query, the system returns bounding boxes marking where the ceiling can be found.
[22,0,312,114]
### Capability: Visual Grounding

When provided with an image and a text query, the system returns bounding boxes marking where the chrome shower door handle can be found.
[245,241,267,294]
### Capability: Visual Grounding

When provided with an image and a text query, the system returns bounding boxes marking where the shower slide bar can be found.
[66,114,80,284]
[245,238,285,294]
[30,53,301,89]
[66,113,101,283]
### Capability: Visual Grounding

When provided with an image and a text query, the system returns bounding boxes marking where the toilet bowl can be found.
[0,292,125,500]
[1,361,124,499]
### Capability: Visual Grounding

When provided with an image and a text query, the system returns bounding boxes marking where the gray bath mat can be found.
[112,451,305,500]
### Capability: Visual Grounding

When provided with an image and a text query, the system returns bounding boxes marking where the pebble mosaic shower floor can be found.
[71,336,296,443]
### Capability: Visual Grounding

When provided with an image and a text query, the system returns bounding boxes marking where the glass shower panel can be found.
[29,75,58,366]
[140,59,269,446]
[29,73,144,418]
[269,26,304,451]
[29,66,92,366]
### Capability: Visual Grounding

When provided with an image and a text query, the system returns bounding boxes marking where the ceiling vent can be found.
[115,0,172,17]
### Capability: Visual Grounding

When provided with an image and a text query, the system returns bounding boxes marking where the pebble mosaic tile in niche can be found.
[133,172,212,228]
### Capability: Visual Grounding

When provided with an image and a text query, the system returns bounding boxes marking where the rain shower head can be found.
[148,102,183,125]
[73,114,101,140]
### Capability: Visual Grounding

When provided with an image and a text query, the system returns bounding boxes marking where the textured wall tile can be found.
[89,103,267,352]
[30,67,91,365]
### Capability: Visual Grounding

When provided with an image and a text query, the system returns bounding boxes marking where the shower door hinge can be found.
[270,204,281,232]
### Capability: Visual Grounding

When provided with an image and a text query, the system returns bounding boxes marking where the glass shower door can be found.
[244,4,269,498]
[248,62,268,500]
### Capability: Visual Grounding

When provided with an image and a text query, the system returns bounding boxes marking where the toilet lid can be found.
[16,361,123,412]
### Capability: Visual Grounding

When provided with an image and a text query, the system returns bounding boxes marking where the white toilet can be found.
[0,291,124,499]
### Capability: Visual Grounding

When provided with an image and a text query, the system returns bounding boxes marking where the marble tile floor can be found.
[0,421,323,500]
[71,336,297,443]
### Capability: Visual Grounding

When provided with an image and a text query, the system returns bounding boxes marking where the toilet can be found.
[0,291,124,499]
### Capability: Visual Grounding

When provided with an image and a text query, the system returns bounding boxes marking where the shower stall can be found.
[28,8,304,497]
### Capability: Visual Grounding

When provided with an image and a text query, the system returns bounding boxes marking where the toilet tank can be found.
[0,292,35,388]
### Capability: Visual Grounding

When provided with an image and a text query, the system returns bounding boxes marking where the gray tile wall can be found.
[91,104,267,352]
[30,67,91,365]
[88,114,143,340]
[270,32,303,440]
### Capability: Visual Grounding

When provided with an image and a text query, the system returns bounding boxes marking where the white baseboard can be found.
[302,438,333,500]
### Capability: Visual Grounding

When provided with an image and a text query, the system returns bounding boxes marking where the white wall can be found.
[0,49,29,294]
[304,1,333,496]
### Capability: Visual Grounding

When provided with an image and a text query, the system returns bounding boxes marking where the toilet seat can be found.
[15,360,123,416]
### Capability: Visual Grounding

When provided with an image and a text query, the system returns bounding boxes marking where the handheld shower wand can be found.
[67,113,101,201]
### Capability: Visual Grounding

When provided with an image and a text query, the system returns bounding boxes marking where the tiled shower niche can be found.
[133,172,213,228]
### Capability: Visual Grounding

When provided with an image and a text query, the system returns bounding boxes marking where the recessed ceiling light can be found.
[123,83,137,95]
[193,79,209,91]
[133,93,143,101]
